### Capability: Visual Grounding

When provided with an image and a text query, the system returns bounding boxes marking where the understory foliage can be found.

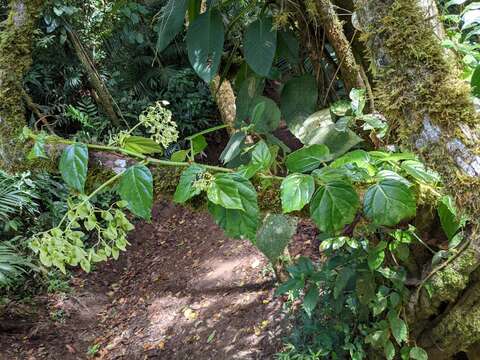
[3,0,479,358]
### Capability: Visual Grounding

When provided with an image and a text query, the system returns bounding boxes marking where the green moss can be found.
[358,0,480,216]
[0,0,44,171]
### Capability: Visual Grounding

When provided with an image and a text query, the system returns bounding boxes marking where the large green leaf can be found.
[173,165,205,204]
[123,136,162,155]
[387,310,408,345]
[219,131,246,164]
[334,267,355,299]
[401,160,441,184]
[235,76,265,126]
[409,347,428,360]
[251,97,281,133]
[472,64,480,97]
[118,165,153,220]
[310,181,359,234]
[186,10,224,82]
[281,74,318,126]
[281,174,315,213]
[303,285,320,317]
[289,109,362,160]
[208,174,259,240]
[438,195,464,240]
[364,180,416,227]
[244,16,277,76]
[156,0,188,53]
[256,214,297,263]
[207,174,244,210]
[59,143,88,193]
[277,30,299,64]
[251,140,272,169]
[286,144,330,173]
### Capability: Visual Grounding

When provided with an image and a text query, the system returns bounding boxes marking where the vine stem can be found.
[51,138,234,174]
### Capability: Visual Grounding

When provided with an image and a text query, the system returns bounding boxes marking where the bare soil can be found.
[0,200,318,360]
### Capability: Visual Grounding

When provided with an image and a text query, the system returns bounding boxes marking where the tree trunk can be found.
[0,0,43,172]
[210,75,236,134]
[354,0,480,356]
[66,27,121,127]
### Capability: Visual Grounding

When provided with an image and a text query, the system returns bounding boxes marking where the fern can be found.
[0,244,32,289]
[0,171,38,221]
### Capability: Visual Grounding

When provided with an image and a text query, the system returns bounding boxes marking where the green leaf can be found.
[330,100,352,117]
[472,64,480,97]
[59,143,89,193]
[312,167,350,183]
[251,97,281,133]
[368,248,385,270]
[331,150,375,175]
[191,134,208,155]
[310,181,359,234]
[387,310,408,345]
[350,88,366,115]
[208,174,259,240]
[156,0,188,53]
[118,165,153,220]
[285,144,330,173]
[244,16,277,77]
[376,170,411,187]
[280,174,315,213]
[334,267,355,299]
[401,160,440,184]
[220,132,246,164]
[438,195,463,240]
[410,347,428,360]
[256,214,297,264]
[281,74,318,127]
[123,136,162,154]
[173,165,205,203]
[207,174,244,210]
[277,30,299,64]
[303,285,320,317]
[289,109,362,160]
[384,340,395,360]
[364,180,416,227]
[251,140,272,169]
[235,76,265,126]
[186,9,224,82]
[28,138,48,160]
[356,272,376,304]
[171,150,189,162]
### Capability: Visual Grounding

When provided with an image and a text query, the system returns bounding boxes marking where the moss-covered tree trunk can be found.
[0,0,43,171]
[354,0,480,357]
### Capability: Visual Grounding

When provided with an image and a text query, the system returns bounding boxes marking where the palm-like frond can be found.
[0,171,38,221]
[0,244,32,289]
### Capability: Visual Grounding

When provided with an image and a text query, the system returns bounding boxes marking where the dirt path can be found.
[0,200,318,359]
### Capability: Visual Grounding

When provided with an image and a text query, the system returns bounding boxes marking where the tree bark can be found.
[210,75,236,135]
[354,0,480,356]
[66,27,121,127]
[0,0,43,171]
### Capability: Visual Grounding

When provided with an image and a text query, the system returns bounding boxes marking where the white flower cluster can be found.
[139,101,179,149]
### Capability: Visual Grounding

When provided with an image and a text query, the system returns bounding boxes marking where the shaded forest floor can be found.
[0,200,318,359]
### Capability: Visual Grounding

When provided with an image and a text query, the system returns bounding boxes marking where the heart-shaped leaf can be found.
[156,0,188,53]
[364,180,416,226]
[256,214,297,264]
[310,180,359,234]
[281,174,315,213]
[286,144,330,173]
[186,10,224,82]
[244,16,277,76]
